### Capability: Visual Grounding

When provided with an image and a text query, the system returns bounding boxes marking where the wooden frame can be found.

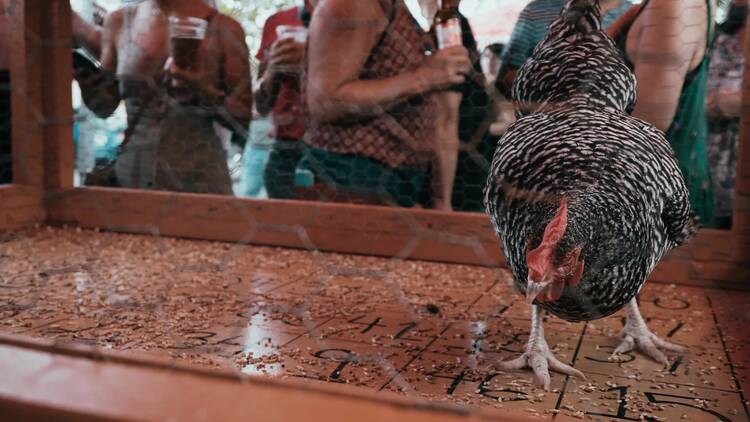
[0,0,72,231]
[0,1,747,420]
[0,334,532,422]
[4,1,750,288]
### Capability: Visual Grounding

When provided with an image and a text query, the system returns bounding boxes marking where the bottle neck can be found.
[438,0,460,12]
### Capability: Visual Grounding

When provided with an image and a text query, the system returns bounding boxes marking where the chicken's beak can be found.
[526,278,551,304]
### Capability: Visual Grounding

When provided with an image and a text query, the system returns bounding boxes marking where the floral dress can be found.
[706,31,744,222]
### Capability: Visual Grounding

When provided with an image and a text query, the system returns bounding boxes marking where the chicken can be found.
[484,0,698,389]
[511,0,637,117]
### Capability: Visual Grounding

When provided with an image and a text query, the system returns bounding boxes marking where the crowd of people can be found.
[0,0,746,225]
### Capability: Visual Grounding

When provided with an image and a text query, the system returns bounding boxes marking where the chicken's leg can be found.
[611,298,686,365]
[498,305,585,390]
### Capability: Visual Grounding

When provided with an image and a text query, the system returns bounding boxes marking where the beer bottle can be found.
[433,0,462,49]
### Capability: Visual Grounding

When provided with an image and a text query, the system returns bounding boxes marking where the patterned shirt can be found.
[502,0,633,69]
[305,1,437,170]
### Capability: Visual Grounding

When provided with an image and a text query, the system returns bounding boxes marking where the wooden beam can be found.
[0,333,531,422]
[45,187,750,290]
[9,0,44,187]
[45,187,504,267]
[40,1,74,191]
[0,184,43,231]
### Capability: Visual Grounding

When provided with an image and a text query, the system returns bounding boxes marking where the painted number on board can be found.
[644,392,731,422]
[314,348,358,380]
[347,315,421,340]
[589,386,732,421]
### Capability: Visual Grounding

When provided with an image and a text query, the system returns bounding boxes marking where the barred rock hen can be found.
[484,0,698,389]
[511,0,636,117]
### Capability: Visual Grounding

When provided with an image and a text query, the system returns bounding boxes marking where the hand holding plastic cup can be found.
[270,25,308,74]
[276,25,308,44]
[168,16,208,69]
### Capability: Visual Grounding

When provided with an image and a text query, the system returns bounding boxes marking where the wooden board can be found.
[45,187,750,290]
[1,228,746,422]
[0,185,43,231]
[39,1,74,191]
[0,334,534,422]
[8,0,45,187]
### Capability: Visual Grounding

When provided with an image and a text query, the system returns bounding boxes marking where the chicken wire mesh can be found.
[1,0,749,421]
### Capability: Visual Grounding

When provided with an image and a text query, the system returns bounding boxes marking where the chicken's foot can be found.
[611,298,686,366]
[497,305,585,390]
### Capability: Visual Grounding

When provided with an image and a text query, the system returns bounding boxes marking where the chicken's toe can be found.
[529,352,551,390]
[497,355,528,371]
[651,335,687,353]
[613,299,687,367]
[548,354,586,380]
[502,306,583,390]
[611,335,635,356]
[496,347,581,391]
[611,328,684,366]
[637,336,669,366]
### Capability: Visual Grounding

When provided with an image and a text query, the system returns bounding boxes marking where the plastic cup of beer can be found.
[273,25,307,73]
[276,25,308,44]
[168,16,208,69]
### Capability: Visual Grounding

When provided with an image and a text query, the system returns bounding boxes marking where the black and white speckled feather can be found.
[484,0,698,322]
[511,0,637,117]
[485,102,697,321]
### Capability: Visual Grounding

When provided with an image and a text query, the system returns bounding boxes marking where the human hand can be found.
[416,46,471,91]
[266,37,306,75]
[164,56,224,105]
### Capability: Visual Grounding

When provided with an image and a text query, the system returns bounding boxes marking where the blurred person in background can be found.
[0,5,10,184]
[71,4,106,184]
[706,0,747,228]
[72,3,104,56]
[482,43,516,140]
[304,0,470,208]
[254,0,315,199]
[609,0,716,224]
[483,43,505,84]
[419,0,496,211]
[75,0,253,194]
[417,0,462,211]
[496,0,633,97]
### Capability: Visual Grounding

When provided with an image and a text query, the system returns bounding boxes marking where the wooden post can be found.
[40,0,73,190]
[8,0,44,188]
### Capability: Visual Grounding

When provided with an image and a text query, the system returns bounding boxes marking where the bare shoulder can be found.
[642,0,708,23]
[214,13,247,45]
[215,13,244,33]
[316,0,388,23]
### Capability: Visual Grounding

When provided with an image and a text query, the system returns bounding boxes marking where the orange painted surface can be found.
[46,187,750,289]
[0,335,527,422]
[0,227,747,421]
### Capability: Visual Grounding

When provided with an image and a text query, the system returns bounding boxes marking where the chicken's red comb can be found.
[543,197,568,245]
[526,197,569,281]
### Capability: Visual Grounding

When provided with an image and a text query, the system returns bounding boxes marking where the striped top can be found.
[502,0,633,69]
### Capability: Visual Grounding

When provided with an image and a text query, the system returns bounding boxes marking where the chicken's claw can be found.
[611,299,687,366]
[612,327,686,366]
[497,335,585,390]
